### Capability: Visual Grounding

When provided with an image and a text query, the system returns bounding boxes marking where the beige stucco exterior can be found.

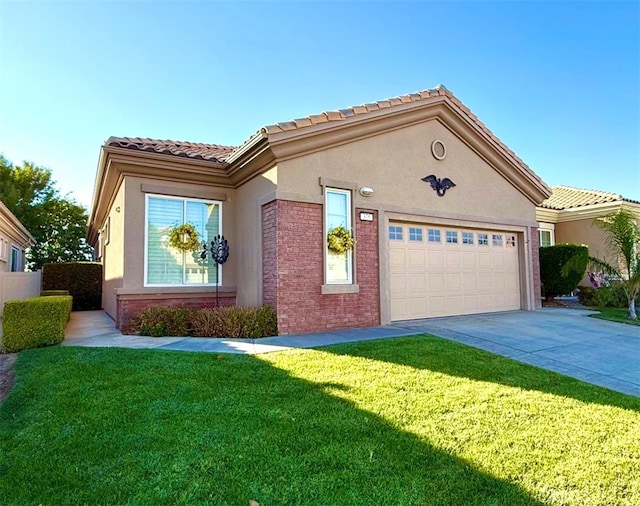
[0,201,35,272]
[88,87,550,328]
[536,201,640,284]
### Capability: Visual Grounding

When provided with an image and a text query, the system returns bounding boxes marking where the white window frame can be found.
[539,229,554,248]
[325,187,353,285]
[428,229,441,243]
[0,236,7,262]
[10,245,21,272]
[144,194,223,287]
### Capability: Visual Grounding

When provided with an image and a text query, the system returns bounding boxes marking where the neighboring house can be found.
[0,200,34,273]
[87,85,551,334]
[0,201,39,316]
[536,186,640,278]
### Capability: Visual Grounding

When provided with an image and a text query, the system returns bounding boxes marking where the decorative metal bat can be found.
[422,174,456,197]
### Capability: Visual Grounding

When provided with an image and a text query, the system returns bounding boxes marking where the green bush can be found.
[1,295,73,353]
[190,305,278,338]
[133,307,191,337]
[579,283,636,308]
[42,262,102,311]
[539,244,588,299]
[40,290,70,297]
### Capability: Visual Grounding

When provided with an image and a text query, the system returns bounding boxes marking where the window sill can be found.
[321,284,359,295]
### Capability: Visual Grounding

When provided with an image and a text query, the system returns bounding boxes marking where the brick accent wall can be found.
[262,200,380,335]
[531,226,542,309]
[117,293,236,333]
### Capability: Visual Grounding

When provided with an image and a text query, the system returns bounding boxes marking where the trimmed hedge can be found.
[539,244,588,299]
[129,305,278,338]
[191,306,278,338]
[40,290,70,297]
[42,262,102,311]
[1,295,73,353]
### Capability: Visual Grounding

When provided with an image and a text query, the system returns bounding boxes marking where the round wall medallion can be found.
[431,140,446,160]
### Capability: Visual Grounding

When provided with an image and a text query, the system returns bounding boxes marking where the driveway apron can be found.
[392,308,640,397]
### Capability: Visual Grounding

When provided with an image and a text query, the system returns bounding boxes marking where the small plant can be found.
[167,224,200,253]
[327,226,355,254]
[133,307,191,337]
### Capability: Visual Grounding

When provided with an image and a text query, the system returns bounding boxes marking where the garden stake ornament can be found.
[201,235,229,306]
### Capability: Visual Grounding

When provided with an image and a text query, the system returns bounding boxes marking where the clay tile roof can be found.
[105,137,236,162]
[257,84,547,191]
[540,185,639,210]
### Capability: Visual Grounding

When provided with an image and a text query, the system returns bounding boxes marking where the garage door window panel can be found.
[409,227,423,242]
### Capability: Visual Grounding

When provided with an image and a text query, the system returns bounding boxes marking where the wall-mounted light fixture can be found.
[359,186,374,197]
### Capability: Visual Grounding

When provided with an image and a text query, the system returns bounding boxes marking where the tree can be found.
[589,210,640,321]
[0,155,93,270]
[540,244,588,300]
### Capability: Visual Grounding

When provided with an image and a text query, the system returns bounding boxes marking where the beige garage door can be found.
[389,223,521,320]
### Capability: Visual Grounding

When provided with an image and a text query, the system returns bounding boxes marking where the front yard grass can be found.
[1,336,639,505]
[590,307,640,326]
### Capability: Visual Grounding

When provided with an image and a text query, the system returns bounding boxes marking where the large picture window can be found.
[325,188,353,284]
[145,195,222,286]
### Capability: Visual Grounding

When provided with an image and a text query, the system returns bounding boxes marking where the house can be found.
[0,200,38,316]
[0,200,34,273]
[536,186,640,276]
[87,85,551,334]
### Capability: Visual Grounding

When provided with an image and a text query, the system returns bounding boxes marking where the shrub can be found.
[40,290,70,297]
[191,305,277,338]
[42,262,102,311]
[539,244,588,299]
[579,283,637,308]
[133,307,191,337]
[1,295,73,353]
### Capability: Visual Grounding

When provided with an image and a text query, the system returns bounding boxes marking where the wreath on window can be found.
[327,226,355,254]
[167,223,201,253]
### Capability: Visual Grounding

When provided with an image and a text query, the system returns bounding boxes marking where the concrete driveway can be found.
[392,308,640,397]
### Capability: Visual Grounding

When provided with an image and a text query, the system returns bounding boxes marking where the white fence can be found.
[0,270,42,317]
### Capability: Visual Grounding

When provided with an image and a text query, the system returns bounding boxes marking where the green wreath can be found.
[167,223,201,253]
[327,226,355,254]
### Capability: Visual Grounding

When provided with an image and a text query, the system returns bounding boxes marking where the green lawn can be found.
[1,336,639,505]
[590,307,640,326]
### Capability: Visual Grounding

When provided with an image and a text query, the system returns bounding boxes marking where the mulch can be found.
[0,353,17,405]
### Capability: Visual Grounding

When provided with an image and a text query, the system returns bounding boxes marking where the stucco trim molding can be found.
[140,183,227,201]
[0,201,35,246]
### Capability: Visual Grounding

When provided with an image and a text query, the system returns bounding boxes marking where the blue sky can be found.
[1,0,638,209]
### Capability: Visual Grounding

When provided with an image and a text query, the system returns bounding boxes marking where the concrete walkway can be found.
[63,311,417,354]
[63,309,640,397]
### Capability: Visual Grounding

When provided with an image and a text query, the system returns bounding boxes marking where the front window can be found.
[145,195,221,286]
[326,188,352,284]
[446,231,458,244]
[539,229,553,248]
[10,246,20,272]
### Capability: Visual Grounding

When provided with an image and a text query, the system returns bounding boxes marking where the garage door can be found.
[389,223,520,320]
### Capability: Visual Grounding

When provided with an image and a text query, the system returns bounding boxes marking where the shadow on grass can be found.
[320,334,640,411]
[0,346,543,505]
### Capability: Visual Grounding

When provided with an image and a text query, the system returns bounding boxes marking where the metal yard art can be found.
[201,234,229,306]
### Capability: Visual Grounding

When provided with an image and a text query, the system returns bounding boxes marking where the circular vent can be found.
[431,140,446,160]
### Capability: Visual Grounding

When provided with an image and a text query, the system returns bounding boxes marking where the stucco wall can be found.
[118,175,238,292]
[235,166,277,307]
[276,119,536,224]
[555,219,612,263]
[102,181,125,319]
